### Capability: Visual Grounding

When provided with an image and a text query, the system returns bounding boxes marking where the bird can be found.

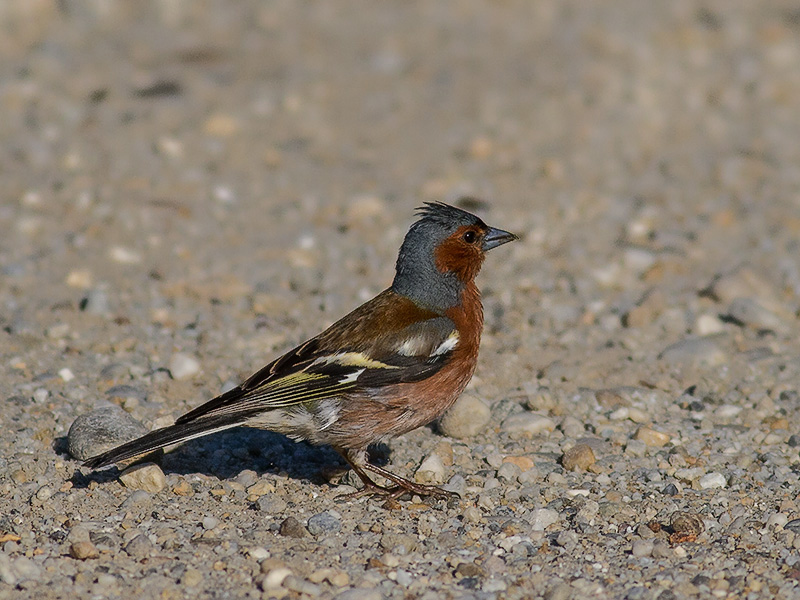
[84,201,517,499]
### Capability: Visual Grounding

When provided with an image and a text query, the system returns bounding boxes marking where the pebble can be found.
[658,335,729,367]
[501,412,556,436]
[257,493,288,514]
[69,541,99,560]
[439,393,491,438]
[697,472,727,489]
[262,567,293,590]
[502,455,535,471]
[727,297,786,331]
[332,588,383,600]
[67,406,148,460]
[634,427,671,447]
[169,352,201,379]
[631,539,654,558]
[530,508,559,531]
[561,444,596,471]
[415,452,446,484]
[279,517,308,538]
[202,516,219,530]
[119,462,167,493]
[307,511,342,536]
[496,461,521,481]
[181,568,203,587]
[123,534,153,558]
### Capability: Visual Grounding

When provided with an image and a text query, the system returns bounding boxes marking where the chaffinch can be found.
[85,201,517,499]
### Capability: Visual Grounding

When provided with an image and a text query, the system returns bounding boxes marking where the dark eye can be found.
[463,230,477,244]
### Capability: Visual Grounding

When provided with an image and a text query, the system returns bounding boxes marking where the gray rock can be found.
[67,406,148,460]
[727,297,786,331]
[123,534,153,558]
[256,493,288,514]
[307,511,342,536]
[658,335,729,367]
[438,393,491,438]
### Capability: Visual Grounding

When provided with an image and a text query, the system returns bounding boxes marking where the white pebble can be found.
[59,368,75,382]
[501,412,556,436]
[119,463,167,493]
[530,508,559,531]
[262,567,292,590]
[109,246,142,264]
[698,472,727,489]
[415,453,445,484]
[169,353,201,379]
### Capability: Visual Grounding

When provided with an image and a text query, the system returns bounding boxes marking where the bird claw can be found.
[334,480,459,503]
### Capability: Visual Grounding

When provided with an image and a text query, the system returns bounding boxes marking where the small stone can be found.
[262,567,293,590]
[767,513,788,529]
[67,406,148,460]
[658,335,729,367]
[697,472,727,489]
[256,493,288,513]
[694,313,725,335]
[439,393,491,438]
[332,588,382,600]
[631,539,654,558]
[279,517,308,538]
[106,384,147,405]
[670,512,705,534]
[415,453,446,484]
[82,288,111,314]
[202,516,219,530]
[66,268,93,288]
[544,583,571,600]
[181,568,203,587]
[455,561,486,578]
[727,297,785,331]
[662,483,681,496]
[530,508,559,531]
[501,412,556,436]
[714,404,742,419]
[124,534,153,558]
[247,480,276,497]
[561,444,596,471]
[496,461,521,481]
[624,440,647,457]
[169,353,200,379]
[502,455,535,471]
[307,511,342,536]
[172,480,193,496]
[635,427,671,447]
[247,547,270,561]
[788,435,800,448]
[441,473,466,496]
[463,506,482,524]
[69,541,99,560]
[119,463,166,493]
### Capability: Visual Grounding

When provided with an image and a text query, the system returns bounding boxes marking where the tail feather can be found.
[82,416,246,469]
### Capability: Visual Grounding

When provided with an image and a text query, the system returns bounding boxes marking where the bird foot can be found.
[335,479,458,502]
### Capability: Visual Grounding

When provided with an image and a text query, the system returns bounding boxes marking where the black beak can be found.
[482,227,518,251]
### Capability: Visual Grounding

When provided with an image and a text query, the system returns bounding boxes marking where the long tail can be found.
[82,415,247,469]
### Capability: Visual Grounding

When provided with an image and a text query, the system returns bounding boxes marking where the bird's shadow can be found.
[62,429,393,490]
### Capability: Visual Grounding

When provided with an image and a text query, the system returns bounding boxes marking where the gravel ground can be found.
[2,1,800,599]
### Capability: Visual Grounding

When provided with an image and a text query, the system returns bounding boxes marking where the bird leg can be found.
[336,449,458,500]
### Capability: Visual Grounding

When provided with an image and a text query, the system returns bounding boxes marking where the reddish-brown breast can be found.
[330,282,484,449]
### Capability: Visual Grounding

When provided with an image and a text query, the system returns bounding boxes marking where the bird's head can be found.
[392,201,517,312]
